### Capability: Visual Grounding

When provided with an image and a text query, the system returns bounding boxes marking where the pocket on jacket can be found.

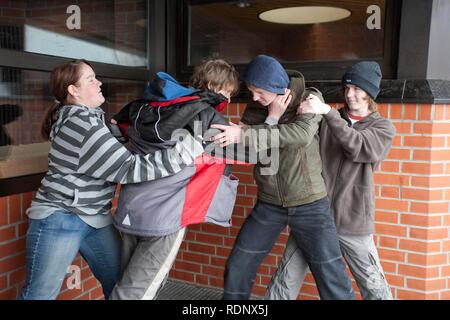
[205,174,239,227]
[336,184,375,232]
[354,185,375,217]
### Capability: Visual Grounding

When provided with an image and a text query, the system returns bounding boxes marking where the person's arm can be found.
[323,108,396,163]
[297,93,396,163]
[197,109,257,164]
[77,118,203,184]
[211,89,321,152]
[112,100,139,124]
[246,88,323,152]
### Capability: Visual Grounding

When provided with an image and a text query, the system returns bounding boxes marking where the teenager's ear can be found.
[67,84,78,98]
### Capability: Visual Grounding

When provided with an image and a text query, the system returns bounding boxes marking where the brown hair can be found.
[189,58,239,96]
[342,86,378,113]
[41,59,93,140]
[367,97,378,112]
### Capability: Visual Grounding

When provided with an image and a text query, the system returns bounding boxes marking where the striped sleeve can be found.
[77,120,203,184]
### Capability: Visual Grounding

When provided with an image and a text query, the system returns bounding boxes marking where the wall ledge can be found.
[306,79,450,104]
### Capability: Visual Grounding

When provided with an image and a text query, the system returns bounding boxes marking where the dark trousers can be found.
[223,197,354,300]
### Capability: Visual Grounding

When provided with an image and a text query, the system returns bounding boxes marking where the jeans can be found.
[19,210,121,300]
[223,198,354,300]
[265,233,393,300]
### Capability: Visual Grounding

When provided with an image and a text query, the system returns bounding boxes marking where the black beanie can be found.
[342,61,382,99]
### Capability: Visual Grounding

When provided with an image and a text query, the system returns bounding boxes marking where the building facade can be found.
[1,0,450,300]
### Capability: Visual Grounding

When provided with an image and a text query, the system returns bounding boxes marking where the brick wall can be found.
[0,191,108,300]
[168,101,450,300]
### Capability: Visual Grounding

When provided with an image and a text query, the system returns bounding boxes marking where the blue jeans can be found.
[19,210,121,300]
[223,198,354,300]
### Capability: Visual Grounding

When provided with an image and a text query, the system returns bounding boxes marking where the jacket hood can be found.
[143,72,199,101]
[285,69,306,114]
[51,104,104,140]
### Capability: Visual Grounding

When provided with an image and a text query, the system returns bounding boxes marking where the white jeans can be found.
[265,233,393,300]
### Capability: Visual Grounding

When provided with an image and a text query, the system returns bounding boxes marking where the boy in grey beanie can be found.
[212,54,354,300]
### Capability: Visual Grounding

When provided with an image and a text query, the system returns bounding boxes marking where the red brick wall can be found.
[0,191,107,300]
[168,102,450,300]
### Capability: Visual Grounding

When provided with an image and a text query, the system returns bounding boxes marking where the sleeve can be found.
[201,109,257,164]
[243,113,322,153]
[324,108,396,163]
[112,101,133,124]
[77,120,203,184]
[244,87,324,152]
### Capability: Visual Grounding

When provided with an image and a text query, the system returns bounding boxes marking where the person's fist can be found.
[297,94,331,115]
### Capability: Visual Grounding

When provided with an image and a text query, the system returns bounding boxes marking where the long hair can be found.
[41,59,93,140]
[189,58,239,96]
[367,97,378,112]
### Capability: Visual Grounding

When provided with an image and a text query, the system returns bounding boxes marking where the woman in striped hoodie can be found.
[19,60,203,300]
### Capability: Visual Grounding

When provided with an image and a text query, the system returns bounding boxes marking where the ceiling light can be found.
[259,6,351,25]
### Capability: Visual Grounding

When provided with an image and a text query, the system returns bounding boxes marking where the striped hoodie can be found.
[27,104,203,227]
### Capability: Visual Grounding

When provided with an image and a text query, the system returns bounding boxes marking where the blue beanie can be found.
[342,61,382,99]
[243,55,289,94]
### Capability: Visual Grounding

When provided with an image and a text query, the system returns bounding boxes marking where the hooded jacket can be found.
[240,70,327,207]
[320,107,396,235]
[112,72,251,236]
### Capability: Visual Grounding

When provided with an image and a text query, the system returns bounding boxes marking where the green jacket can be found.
[241,70,327,207]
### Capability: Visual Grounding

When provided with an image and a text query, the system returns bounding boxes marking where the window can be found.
[0,0,151,196]
[0,66,146,179]
[0,0,148,67]
[175,0,400,80]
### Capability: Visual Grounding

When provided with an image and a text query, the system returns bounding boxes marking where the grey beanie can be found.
[243,55,289,94]
[342,61,382,99]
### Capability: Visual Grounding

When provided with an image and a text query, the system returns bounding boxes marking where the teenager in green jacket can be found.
[212,55,354,300]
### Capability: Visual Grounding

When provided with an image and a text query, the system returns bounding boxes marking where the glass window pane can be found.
[0,66,146,179]
[188,0,385,65]
[0,0,148,67]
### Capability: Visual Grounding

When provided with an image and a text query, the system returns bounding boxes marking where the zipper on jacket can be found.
[276,173,286,206]
[330,155,344,210]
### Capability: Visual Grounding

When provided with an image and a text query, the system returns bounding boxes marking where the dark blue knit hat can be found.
[243,55,289,94]
[342,61,382,99]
